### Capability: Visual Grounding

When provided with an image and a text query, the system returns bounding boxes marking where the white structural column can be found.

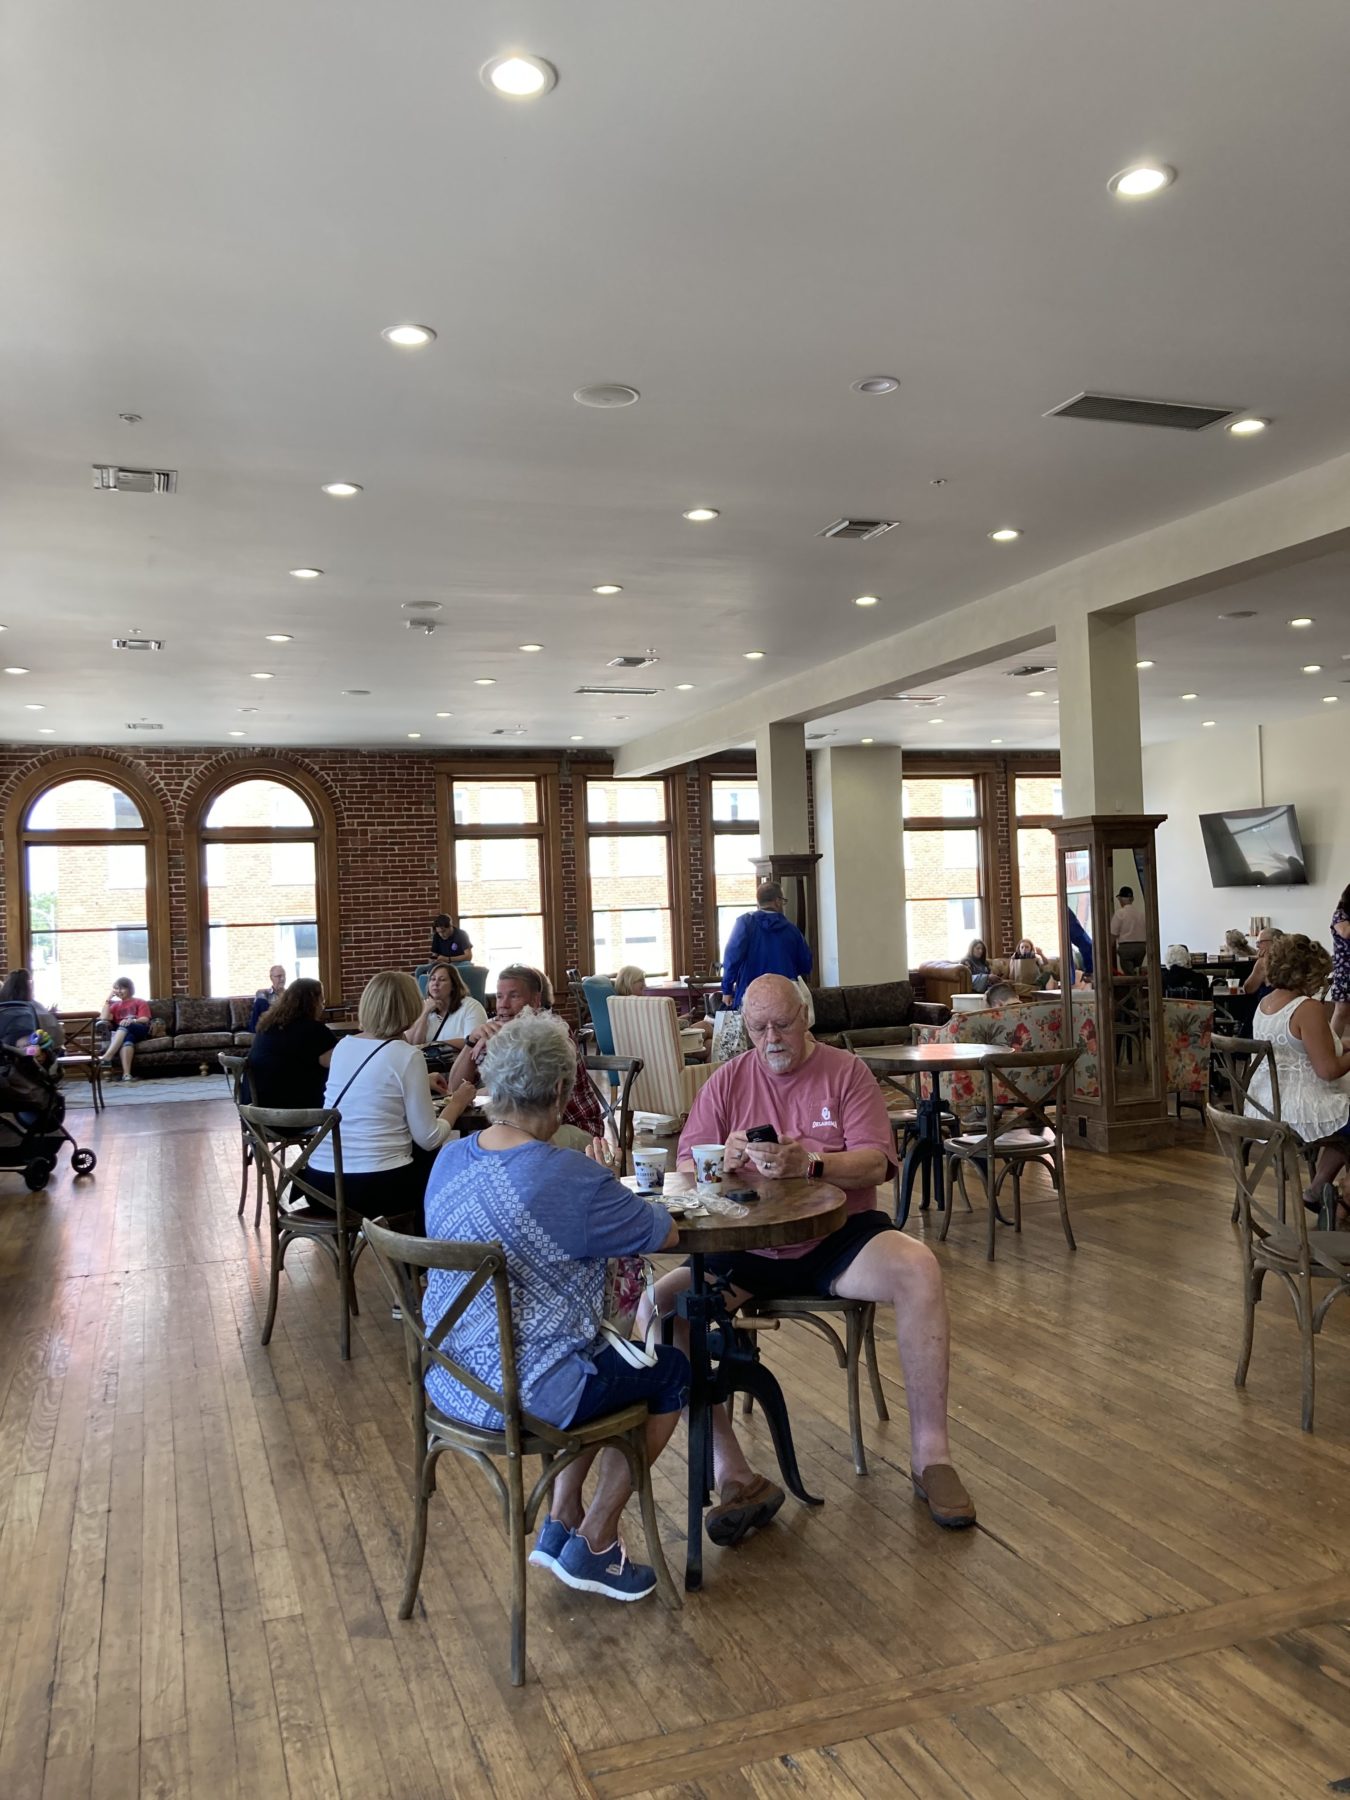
[813,746,906,986]
[1055,612,1144,816]
[755,721,811,853]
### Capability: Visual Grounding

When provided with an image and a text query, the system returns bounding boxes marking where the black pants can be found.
[304,1145,437,1233]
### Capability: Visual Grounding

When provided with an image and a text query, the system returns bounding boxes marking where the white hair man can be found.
[650,973,974,1544]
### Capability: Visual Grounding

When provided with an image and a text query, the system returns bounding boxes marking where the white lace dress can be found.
[1248,996,1350,1142]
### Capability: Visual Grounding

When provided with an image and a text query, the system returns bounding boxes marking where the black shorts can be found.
[698,1208,896,1301]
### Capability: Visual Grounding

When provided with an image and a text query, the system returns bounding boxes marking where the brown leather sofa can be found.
[810,980,950,1050]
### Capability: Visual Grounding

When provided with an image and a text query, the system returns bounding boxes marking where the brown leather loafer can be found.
[911,1463,976,1529]
[705,1473,785,1547]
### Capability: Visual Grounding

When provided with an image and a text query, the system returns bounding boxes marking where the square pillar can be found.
[1055,613,1144,817]
[813,746,906,985]
[755,721,810,854]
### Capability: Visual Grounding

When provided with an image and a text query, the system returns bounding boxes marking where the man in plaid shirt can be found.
[448,964,606,1140]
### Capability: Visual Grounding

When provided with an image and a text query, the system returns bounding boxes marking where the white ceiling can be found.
[812,548,1350,750]
[3,1,1350,752]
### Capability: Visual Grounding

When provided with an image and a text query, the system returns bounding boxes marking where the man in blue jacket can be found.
[720,883,813,1007]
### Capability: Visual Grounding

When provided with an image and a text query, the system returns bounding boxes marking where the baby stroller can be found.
[0,1044,97,1191]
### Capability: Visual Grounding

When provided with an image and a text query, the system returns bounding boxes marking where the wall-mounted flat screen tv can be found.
[1199,804,1307,886]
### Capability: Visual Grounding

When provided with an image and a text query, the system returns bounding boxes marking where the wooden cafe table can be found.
[856,1041,995,1228]
[632,1168,847,1591]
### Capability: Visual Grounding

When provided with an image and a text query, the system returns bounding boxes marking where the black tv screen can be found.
[1199,804,1308,887]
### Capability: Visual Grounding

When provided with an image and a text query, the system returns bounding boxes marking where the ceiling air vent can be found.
[112,637,163,652]
[1044,392,1239,432]
[93,465,178,494]
[606,653,659,670]
[1005,663,1053,679]
[575,684,662,698]
[819,517,899,541]
[889,692,945,706]
[125,721,163,730]
[490,727,527,737]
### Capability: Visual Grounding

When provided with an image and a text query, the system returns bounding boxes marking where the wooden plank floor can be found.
[1,1096,1348,1799]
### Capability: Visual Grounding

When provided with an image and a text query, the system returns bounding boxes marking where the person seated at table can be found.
[405,962,487,1051]
[249,964,288,1033]
[246,978,337,1109]
[614,965,646,996]
[423,1009,686,1601]
[98,977,152,1082]
[1161,944,1211,1000]
[981,978,1021,1008]
[963,938,993,992]
[429,911,473,965]
[0,968,64,1055]
[1248,935,1350,1225]
[1242,926,1283,999]
[646,972,975,1541]
[306,971,475,1227]
[445,964,607,1148]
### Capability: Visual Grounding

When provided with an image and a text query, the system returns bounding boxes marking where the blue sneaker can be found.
[528,1515,571,1572]
[553,1532,657,1602]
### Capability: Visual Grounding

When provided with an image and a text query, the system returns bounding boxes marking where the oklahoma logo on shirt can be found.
[811,1101,836,1132]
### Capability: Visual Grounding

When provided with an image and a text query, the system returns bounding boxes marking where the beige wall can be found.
[814,746,907,986]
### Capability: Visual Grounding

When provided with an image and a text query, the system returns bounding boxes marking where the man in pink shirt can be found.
[657,974,974,1542]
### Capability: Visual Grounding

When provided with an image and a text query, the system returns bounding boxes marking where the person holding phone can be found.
[645,973,975,1543]
[99,976,153,1082]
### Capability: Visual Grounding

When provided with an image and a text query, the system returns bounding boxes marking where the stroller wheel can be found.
[71,1149,97,1177]
[24,1158,53,1191]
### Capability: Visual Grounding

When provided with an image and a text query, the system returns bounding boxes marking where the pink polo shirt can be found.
[678,1042,895,1258]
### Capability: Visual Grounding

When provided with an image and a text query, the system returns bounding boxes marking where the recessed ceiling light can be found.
[593,584,623,595]
[251,671,274,680]
[24,703,44,711]
[435,710,452,718]
[474,677,496,686]
[4,667,29,675]
[1026,689,1046,698]
[1202,720,1217,728]
[1108,161,1176,198]
[238,706,259,714]
[37,728,54,735]
[1302,664,1323,674]
[0,624,7,631]
[518,643,543,653]
[1227,417,1268,437]
[1324,695,1340,704]
[852,376,900,395]
[1289,617,1315,628]
[1180,692,1198,700]
[481,53,557,98]
[265,634,293,643]
[407,732,422,739]
[1136,659,1155,669]
[928,718,945,726]
[683,507,719,522]
[402,600,443,613]
[743,650,765,660]
[573,384,640,408]
[854,595,879,607]
[381,324,436,349]
[988,527,1022,543]
[570,734,584,741]
[860,737,874,744]
[289,568,322,579]
[228,730,246,738]
[321,481,362,498]
[676,683,695,691]
[990,738,1003,745]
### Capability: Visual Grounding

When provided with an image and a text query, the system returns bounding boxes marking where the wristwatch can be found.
[807,1152,825,1180]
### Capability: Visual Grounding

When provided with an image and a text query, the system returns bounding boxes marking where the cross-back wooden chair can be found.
[942,1048,1081,1259]
[738,1288,890,1478]
[220,1052,262,1225]
[362,1219,680,1686]
[1209,1033,1299,1222]
[238,1105,368,1361]
[1206,1106,1350,1431]
[583,1052,643,1175]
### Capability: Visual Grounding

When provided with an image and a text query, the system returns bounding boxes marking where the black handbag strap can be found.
[330,1036,396,1111]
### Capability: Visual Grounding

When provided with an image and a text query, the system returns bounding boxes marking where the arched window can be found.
[9,772,167,1009]
[191,771,337,998]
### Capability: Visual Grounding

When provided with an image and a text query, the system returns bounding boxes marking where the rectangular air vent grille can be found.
[112,637,164,651]
[575,684,662,697]
[606,654,659,670]
[819,517,899,541]
[1044,392,1238,432]
[125,721,163,730]
[93,465,178,494]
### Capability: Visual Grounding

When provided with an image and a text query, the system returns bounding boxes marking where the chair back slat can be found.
[238,1104,348,1227]
[219,1051,247,1104]
[1205,1105,1299,1247]
[609,996,685,1115]
[1211,1033,1281,1122]
[978,1047,1079,1140]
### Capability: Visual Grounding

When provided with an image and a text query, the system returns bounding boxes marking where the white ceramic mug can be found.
[692,1143,726,1185]
[632,1146,668,1193]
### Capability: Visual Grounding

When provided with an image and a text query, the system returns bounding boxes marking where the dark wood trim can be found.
[4,754,174,1001]
[182,761,340,1001]
[574,768,681,980]
[699,761,759,958]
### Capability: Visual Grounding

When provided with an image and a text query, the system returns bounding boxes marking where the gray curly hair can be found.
[479,1010,577,1122]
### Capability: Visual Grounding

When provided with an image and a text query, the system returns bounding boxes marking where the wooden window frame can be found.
[3,757,173,1002]
[185,763,340,999]
[436,762,566,991]
[701,763,759,968]
[1009,766,1064,947]
[575,766,688,978]
[900,764,995,953]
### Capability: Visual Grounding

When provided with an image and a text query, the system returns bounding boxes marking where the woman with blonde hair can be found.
[1248,934,1350,1224]
[306,971,475,1225]
[613,965,647,997]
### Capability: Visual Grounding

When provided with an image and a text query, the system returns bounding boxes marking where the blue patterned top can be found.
[422,1135,672,1430]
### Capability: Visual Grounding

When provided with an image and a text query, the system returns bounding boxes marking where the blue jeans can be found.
[566,1341,689,1426]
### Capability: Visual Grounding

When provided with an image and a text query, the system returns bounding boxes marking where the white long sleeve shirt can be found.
[308,1035,451,1174]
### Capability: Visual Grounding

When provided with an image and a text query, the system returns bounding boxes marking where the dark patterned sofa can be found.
[810,980,950,1050]
[98,996,258,1075]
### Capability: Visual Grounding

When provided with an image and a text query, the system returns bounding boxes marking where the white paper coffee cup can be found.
[632,1146,668,1193]
[692,1143,726,1184]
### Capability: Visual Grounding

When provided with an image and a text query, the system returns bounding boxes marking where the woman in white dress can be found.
[1248,933,1350,1224]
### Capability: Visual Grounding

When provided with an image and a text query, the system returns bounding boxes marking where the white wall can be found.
[1143,711,1350,954]
[813,746,907,986]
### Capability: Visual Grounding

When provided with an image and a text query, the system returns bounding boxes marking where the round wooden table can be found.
[649,1170,847,1590]
[858,1041,995,1226]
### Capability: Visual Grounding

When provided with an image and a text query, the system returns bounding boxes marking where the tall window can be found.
[585,780,674,975]
[200,778,320,996]
[19,777,156,1010]
[902,776,985,963]
[708,776,760,962]
[1013,773,1064,953]
[449,778,547,984]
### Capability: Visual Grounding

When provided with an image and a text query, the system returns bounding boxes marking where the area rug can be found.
[64,1073,233,1108]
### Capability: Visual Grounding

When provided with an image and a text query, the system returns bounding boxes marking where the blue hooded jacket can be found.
[721,908,813,1007]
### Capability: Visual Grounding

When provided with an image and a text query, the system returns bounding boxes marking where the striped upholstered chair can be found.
[608,996,714,1126]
